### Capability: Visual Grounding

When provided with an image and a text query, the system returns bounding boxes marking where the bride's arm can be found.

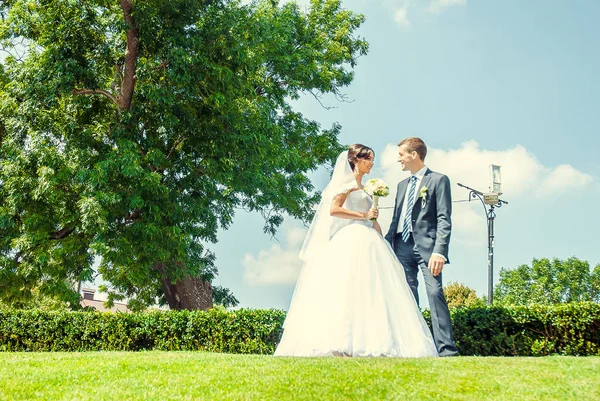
[373,221,382,235]
[330,189,374,220]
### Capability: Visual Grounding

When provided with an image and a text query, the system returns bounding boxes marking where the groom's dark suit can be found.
[385,168,458,356]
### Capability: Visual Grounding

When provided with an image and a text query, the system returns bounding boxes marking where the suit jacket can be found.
[385,168,452,264]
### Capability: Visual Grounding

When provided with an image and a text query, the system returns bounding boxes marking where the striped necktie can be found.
[401,176,418,242]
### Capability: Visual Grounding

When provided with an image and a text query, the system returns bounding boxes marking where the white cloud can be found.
[243,224,307,285]
[394,7,411,28]
[388,0,467,26]
[427,0,467,14]
[377,140,594,241]
[538,164,594,196]
[244,141,594,286]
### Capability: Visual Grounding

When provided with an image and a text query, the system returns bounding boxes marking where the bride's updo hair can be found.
[347,144,374,171]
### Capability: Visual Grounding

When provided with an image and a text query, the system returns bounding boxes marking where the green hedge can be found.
[0,308,285,353]
[449,302,600,356]
[1,303,598,355]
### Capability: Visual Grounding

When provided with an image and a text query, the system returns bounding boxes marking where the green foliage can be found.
[1,303,599,356]
[443,281,486,309]
[0,0,368,308]
[0,287,72,311]
[212,285,239,308]
[451,302,600,356]
[494,257,600,305]
[0,308,286,352]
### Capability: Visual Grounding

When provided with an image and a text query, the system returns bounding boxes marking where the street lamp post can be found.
[457,165,507,305]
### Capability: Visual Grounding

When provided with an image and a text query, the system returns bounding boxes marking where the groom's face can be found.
[397,145,416,171]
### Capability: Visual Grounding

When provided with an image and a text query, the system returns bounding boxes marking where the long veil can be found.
[298,150,357,263]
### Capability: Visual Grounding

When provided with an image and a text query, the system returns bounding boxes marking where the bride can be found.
[274,144,438,358]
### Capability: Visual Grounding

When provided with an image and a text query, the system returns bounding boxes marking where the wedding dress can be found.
[274,151,438,358]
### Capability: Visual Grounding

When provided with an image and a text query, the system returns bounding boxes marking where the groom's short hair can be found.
[398,137,427,161]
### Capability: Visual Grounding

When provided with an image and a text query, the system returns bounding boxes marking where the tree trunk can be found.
[160,274,213,310]
[119,0,139,111]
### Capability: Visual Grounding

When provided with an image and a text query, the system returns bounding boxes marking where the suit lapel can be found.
[394,179,409,222]
[412,168,432,217]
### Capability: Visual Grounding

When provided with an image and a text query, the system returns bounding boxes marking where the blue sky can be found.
[212,0,600,310]
[21,0,592,307]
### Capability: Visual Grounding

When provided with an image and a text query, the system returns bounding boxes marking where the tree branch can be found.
[49,227,74,240]
[128,209,141,221]
[72,88,118,105]
[167,136,184,159]
[307,90,337,110]
[0,37,28,62]
[75,1,139,111]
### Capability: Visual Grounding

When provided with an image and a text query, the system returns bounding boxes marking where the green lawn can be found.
[0,353,598,400]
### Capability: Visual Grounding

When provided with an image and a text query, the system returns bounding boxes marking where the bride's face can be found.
[355,152,374,175]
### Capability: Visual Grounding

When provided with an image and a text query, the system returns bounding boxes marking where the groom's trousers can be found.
[393,233,459,357]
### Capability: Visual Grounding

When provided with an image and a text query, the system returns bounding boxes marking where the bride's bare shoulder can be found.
[338,186,360,196]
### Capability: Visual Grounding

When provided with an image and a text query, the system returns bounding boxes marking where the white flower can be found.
[420,186,428,207]
[363,178,390,197]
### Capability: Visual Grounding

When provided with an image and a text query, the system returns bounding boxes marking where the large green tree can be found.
[0,0,367,310]
[494,257,600,305]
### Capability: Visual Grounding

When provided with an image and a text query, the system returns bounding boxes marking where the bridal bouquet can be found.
[363,178,390,221]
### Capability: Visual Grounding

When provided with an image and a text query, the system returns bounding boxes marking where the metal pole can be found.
[456,183,506,304]
[487,206,495,304]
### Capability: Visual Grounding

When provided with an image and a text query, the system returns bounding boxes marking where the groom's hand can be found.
[429,255,445,276]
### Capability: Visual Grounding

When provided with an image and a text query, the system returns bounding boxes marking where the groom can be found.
[385,137,459,357]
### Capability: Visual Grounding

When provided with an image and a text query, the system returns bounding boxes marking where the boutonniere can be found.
[419,186,428,207]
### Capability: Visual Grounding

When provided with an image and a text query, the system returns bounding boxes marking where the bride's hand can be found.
[365,208,378,220]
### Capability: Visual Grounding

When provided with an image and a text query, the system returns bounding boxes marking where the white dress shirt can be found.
[397,166,428,235]
[396,165,447,262]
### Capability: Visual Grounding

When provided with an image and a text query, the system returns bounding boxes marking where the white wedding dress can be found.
[275,183,438,358]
